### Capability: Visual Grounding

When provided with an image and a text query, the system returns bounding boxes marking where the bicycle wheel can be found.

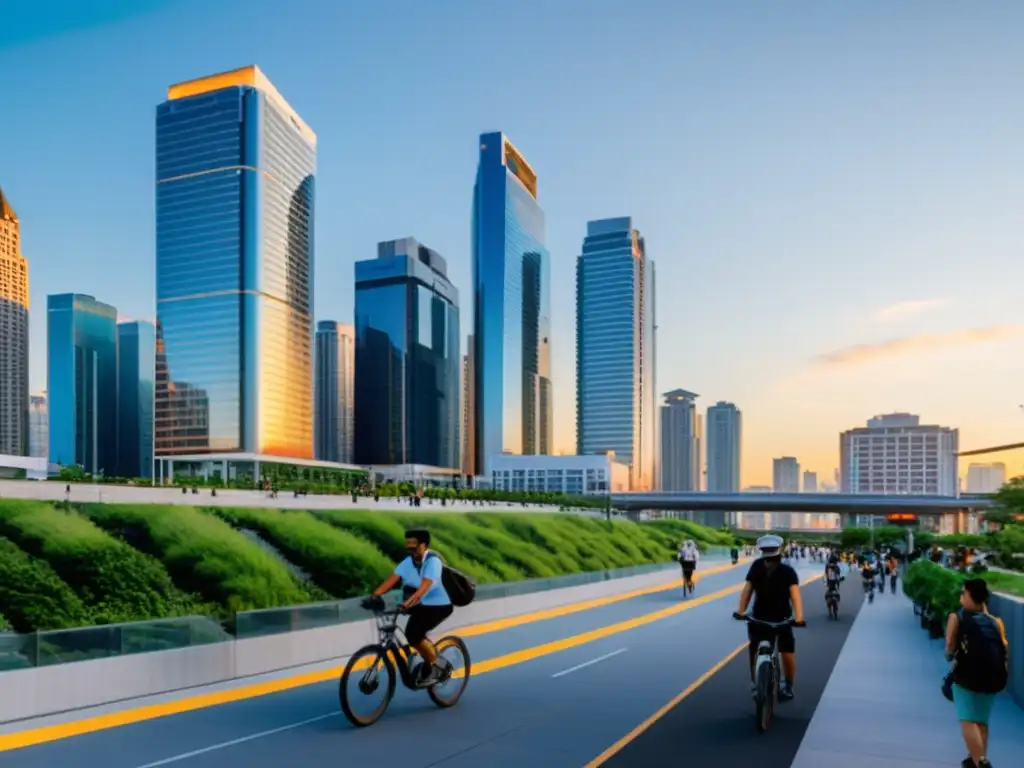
[754,658,774,733]
[428,635,471,708]
[339,644,396,727]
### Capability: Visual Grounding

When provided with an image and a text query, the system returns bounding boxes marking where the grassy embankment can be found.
[0,500,733,633]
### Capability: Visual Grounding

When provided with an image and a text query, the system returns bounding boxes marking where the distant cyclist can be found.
[734,534,806,702]
[824,555,843,604]
[363,528,453,684]
[860,555,877,598]
[678,539,700,592]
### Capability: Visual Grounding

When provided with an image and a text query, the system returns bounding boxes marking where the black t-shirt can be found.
[745,559,799,621]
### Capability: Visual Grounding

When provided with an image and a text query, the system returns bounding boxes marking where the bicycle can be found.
[734,614,805,733]
[338,604,471,727]
[681,565,696,597]
[825,582,841,620]
[862,575,875,604]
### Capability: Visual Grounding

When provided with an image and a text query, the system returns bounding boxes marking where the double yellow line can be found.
[0,561,744,753]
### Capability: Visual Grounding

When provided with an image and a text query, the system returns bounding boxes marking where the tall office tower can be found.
[47,294,118,473]
[0,186,29,456]
[354,238,460,468]
[660,389,701,491]
[117,321,156,478]
[706,401,742,493]
[155,66,315,461]
[576,217,656,490]
[803,470,818,492]
[29,393,47,459]
[472,133,551,475]
[772,457,800,492]
[314,321,355,463]
[461,334,476,478]
[839,413,958,495]
[965,462,1006,494]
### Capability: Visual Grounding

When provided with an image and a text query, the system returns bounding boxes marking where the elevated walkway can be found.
[793,587,1024,766]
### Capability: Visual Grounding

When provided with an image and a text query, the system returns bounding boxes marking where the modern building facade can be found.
[472,132,551,474]
[155,65,316,463]
[576,217,656,490]
[47,294,118,473]
[802,470,818,493]
[486,453,629,495]
[839,413,958,496]
[660,389,701,491]
[29,393,47,459]
[461,334,476,478]
[965,462,1006,494]
[0,186,29,457]
[117,321,156,478]
[314,321,354,464]
[354,237,460,469]
[772,457,800,493]
[706,401,742,493]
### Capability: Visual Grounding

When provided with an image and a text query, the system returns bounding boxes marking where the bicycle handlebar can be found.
[733,613,806,628]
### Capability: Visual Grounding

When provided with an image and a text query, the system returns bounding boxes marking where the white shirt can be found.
[678,546,700,563]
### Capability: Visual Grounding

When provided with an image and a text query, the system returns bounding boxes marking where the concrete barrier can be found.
[0,562,698,724]
[989,592,1024,708]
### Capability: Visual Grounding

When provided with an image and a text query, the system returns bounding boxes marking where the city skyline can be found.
[5,3,1024,485]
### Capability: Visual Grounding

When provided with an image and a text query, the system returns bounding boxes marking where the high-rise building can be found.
[461,334,476,478]
[354,237,460,468]
[802,470,818,493]
[0,186,29,456]
[117,321,156,478]
[29,393,47,459]
[472,132,551,474]
[314,321,355,464]
[660,389,701,491]
[839,413,958,495]
[155,66,315,461]
[965,463,1006,494]
[576,217,656,489]
[772,457,800,492]
[706,401,742,493]
[47,294,118,473]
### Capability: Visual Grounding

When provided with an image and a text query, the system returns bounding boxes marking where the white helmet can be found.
[756,534,784,556]
[683,539,696,549]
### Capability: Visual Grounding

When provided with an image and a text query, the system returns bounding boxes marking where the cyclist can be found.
[363,528,453,684]
[734,534,806,702]
[678,539,700,590]
[730,545,740,565]
[860,554,876,598]
[824,554,843,606]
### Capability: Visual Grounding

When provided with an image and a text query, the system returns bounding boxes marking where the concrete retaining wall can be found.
[0,564,687,724]
[989,592,1024,708]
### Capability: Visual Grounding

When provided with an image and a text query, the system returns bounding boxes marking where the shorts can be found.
[680,561,696,576]
[747,623,795,664]
[404,604,453,645]
[953,684,997,725]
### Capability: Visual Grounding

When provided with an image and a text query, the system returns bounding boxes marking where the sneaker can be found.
[778,684,794,702]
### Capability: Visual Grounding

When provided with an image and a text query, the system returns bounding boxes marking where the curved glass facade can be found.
[472,133,551,474]
[354,239,460,469]
[117,321,156,478]
[155,68,315,459]
[314,320,354,463]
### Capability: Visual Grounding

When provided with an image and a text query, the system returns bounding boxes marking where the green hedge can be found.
[903,560,1024,614]
[0,537,92,632]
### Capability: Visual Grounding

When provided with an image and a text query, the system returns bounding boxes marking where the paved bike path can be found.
[0,559,763,767]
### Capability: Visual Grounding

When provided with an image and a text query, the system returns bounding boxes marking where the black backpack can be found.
[418,552,476,607]
[953,610,1008,694]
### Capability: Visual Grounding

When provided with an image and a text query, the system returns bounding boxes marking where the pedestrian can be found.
[945,578,1009,768]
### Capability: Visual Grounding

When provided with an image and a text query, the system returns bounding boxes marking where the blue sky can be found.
[4,0,1024,485]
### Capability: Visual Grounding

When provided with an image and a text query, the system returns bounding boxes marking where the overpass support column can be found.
[838,511,853,530]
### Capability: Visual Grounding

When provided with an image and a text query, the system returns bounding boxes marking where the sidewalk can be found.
[792,587,1024,767]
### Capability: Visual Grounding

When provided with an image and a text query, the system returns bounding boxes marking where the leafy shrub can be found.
[79,504,313,613]
[0,538,91,632]
[0,501,192,624]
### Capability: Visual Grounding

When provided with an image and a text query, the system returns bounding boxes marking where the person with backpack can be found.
[944,578,1009,768]
[363,528,475,685]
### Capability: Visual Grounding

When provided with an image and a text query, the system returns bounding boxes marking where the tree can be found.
[981,508,1019,528]
[994,477,1024,513]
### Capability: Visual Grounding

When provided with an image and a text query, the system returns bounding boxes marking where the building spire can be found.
[0,185,16,221]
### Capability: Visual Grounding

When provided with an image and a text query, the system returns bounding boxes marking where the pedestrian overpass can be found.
[610,492,997,534]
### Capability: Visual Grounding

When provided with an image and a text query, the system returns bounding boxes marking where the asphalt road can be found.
[1,559,854,768]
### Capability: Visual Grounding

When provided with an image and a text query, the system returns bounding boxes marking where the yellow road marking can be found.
[584,574,823,766]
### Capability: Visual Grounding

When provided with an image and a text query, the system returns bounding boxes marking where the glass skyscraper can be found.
[117,321,156,478]
[576,217,656,490]
[472,133,551,474]
[155,66,315,460]
[354,238,460,469]
[47,294,118,473]
[314,320,355,464]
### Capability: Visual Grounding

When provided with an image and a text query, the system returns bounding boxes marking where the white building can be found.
[29,393,47,459]
[486,453,630,495]
[660,389,701,491]
[965,462,1006,494]
[839,413,958,496]
[802,470,817,492]
[706,401,741,493]
[772,457,800,492]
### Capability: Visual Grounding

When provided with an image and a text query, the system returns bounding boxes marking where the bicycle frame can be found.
[368,609,433,691]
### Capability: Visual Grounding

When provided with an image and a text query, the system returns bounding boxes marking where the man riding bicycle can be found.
[363,528,453,684]
[860,555,877,595]
[734,534,806,701]
[678,539,700,590]
[824,554,843,602]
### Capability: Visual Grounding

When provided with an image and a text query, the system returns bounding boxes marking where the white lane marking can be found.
[550,647,628,678]
[133,712,339,767]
